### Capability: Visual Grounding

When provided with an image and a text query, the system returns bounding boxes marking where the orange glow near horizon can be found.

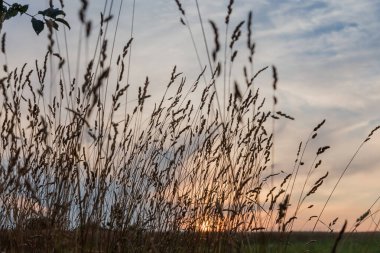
[192,217,226,232]
[198,220,212,232]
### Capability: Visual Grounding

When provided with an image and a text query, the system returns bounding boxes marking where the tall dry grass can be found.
[0,0,379,252]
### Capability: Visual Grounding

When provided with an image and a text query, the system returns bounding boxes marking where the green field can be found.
[1,230,379,252]
[243,232,380,253]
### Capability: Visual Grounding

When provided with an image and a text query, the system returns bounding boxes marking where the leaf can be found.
[45,19,59,31]
[19,5,29,14]
[55,18,70,29]
[38,7,65,19]
[1,5,7,16]
[31,18,44,35]
[4,3,28,19]
[52,20,59,30]
[5,9,18,20]
[5,4,20,20]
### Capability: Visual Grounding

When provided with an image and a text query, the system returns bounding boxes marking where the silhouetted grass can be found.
[0,0,379,252]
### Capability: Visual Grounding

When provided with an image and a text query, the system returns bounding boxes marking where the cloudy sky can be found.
[2,0,380,231]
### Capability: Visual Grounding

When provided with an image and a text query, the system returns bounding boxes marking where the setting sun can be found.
[198,220,212,232]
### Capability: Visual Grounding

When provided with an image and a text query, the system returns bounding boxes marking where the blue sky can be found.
[2,0,380,231]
